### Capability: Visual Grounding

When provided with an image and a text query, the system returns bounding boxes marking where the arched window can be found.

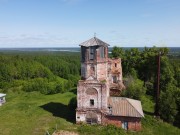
[85,88,98,108]
[86,88,98,95]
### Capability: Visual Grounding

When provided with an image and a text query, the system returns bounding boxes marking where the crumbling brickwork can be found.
[76,37,143,131]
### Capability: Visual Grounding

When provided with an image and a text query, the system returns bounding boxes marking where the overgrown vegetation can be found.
[111,46,180,127]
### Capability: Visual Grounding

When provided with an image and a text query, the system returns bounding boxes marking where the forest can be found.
[0,52,80,94]
[111,46,180,127]
[0,47,179,132]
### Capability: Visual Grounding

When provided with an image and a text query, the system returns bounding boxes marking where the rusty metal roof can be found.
[79,37,110,47]
[108,97,144,118]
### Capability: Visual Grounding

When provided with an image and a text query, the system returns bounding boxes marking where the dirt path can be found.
[52,130,79,135]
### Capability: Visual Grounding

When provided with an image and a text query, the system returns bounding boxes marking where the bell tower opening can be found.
[89,46,96,60]
[79,37,109,81]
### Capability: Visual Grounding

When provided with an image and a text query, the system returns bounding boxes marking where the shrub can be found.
[122,79,146,100]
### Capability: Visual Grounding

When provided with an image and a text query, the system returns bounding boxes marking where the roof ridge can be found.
[79,37,109,47]
[126,98,144,117]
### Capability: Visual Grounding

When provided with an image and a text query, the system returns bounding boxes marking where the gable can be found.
[108,97,144,118]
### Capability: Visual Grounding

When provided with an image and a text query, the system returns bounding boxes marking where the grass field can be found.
[0,90,76,135]
[0,90,179,135]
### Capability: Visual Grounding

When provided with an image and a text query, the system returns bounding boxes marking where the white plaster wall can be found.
[76,112,102,124]
[76,112,86,122]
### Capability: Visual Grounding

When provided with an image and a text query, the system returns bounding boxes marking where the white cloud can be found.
[0,33,75,48]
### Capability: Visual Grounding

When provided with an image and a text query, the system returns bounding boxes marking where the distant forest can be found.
[0,52,80,94]
[0,47,179,127]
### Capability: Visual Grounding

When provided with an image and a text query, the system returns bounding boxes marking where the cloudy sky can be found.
[0,0,180,48]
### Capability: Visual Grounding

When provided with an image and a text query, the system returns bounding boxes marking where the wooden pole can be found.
[155,52,161,117]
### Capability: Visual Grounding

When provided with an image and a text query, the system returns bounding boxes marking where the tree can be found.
[122,78,146,100]
[111,46,125,58]
[159,85,177,123]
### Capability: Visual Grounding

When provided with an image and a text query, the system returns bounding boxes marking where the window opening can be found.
[122,121,128,130]
[115,63,117,67]
[113,76,117,83]
[90,47,95,60]
[90,99,94,106]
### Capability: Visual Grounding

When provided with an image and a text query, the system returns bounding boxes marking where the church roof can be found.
[108,97,144,118]
[79,37,110,47]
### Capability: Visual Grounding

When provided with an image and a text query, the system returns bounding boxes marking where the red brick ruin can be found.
[76,37,144,131]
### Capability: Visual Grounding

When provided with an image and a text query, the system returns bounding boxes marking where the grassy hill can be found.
[0,90,179,135]
[0,90,76,135]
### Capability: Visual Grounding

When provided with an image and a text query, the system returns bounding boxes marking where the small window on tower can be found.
[90,99,94,106]
[115,63,117,67]
[90,47,95,60]
[113,76,117,83]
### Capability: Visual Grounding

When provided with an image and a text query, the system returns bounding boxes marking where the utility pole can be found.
[154,52,161,117]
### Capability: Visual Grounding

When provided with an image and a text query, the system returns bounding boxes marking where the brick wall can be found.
[102,115,142,131]
[77,81,109,109]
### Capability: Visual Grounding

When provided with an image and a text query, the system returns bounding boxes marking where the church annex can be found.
[76,37,144,131]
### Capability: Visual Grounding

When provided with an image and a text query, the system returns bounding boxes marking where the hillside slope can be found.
[0,91,179,135]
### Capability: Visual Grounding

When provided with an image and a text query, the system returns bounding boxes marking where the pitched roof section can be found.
[108,97,144,118]
[79,37,110,47]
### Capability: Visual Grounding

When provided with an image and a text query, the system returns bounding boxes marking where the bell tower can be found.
[76,36,125,124]
[80,37,109,81]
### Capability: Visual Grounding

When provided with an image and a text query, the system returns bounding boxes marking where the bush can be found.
[122,79,146,100]
[23,78,54,94]
[55,83,64,93]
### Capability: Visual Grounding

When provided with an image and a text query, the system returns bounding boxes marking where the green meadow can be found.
[0,90,76,135]
[0,90,179,135]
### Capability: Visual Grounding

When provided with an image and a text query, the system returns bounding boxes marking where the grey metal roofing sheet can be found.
[108,97,144,118]
[79,37,110,47]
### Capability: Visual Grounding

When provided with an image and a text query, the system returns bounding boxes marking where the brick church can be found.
[76,37,144,131]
